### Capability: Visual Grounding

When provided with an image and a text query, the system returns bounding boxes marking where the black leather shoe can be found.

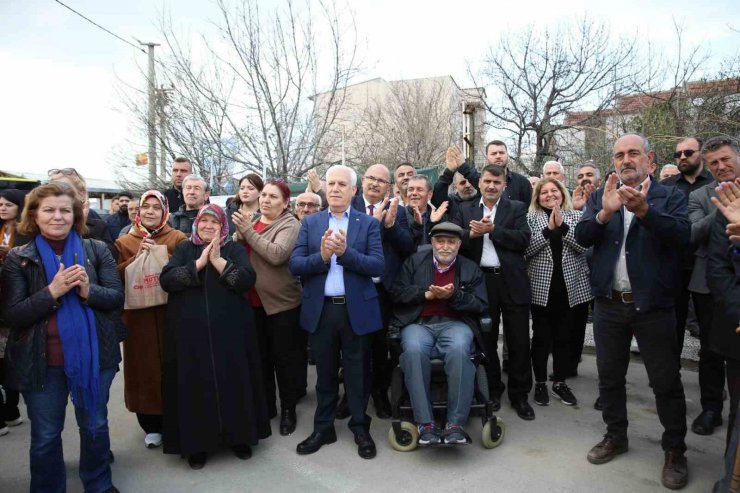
[372,391,392,419]
[280,408,297,436]
[296,429,337,455]
[232,444,252,460]
[335,394,350,419]
[188,452,207,470]
[511,400,535,421]
[354,432,377,459]
[691,410,722,436]
[594,396,603,411]
[490,393,502,412]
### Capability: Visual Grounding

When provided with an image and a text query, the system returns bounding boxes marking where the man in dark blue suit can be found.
[289,165,385,459]
[576,134,690,490]
[348,164,415,419]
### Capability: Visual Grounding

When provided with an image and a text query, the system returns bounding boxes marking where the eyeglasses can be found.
[296,202,320,209]
[363,175,390,186]
[673,149,699,159]
[47,168,80,177]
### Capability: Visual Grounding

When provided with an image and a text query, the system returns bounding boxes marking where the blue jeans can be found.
[400,321,475,425]
[22,366,117,493]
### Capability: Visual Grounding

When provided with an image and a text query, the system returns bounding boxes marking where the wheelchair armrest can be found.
[479,316,493,333]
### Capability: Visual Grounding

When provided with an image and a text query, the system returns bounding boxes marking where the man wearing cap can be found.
[389,222,488,445]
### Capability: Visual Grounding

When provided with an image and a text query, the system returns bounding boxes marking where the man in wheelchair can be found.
[389,222,488,445]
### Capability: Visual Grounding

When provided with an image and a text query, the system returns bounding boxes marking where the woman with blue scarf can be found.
[0,183,125,493]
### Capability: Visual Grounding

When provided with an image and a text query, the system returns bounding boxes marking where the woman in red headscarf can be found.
[115,191,187,450]
[160,204,271,470]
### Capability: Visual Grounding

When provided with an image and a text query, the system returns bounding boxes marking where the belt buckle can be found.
[620,291,633,304]
[332,296,345,305]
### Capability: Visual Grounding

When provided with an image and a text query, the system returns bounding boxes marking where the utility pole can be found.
[157,85,171,182]
[141,42,159,186]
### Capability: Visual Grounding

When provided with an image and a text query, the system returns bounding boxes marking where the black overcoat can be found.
[160,240,271,456]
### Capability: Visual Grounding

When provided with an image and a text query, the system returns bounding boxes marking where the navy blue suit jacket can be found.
[575,179,690,312]
[289,207,385,335]
[351,195,415,288]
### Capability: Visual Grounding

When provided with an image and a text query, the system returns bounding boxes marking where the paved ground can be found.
[0,328,725,493]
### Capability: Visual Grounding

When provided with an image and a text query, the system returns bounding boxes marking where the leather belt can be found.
[481,266,503,274]
[325,296,346,305]
[610,290,634,304]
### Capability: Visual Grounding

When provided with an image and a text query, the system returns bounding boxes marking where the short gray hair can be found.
[407,174,432,192]
[182,174,210,192]
[701,136,740,156]
[543,160,565,176]
[326,165,357,186]
[579,162,601,179]
[616,133,652,153]
[659,164,678,177]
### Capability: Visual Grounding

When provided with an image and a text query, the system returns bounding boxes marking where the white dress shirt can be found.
[479,197,501,268]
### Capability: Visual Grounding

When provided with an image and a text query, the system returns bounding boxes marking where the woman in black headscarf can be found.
[160,204,270,470]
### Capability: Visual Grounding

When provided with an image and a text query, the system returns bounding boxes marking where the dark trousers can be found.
[726,358,740,449]
[692,292,726,413]
[254,306,305,412]
[568,302,590,375]
[531,302,572,383]
[673,269,692,353]
[0,358,21,422]
[136,413,163,434]
[370,285,392,396]
[483,271,532,402]
[311,300,371,436]
[593,297,687,452]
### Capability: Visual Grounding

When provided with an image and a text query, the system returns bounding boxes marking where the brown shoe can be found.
[661,451,688,490]
[587,434,628,464]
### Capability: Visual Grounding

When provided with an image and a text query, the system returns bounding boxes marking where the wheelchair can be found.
[387,316,506,451]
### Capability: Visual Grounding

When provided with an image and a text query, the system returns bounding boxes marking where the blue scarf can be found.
[35,233,99,425]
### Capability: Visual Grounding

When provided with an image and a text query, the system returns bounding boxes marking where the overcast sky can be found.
[1,0,738,180]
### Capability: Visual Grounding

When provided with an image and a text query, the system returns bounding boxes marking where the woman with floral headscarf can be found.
[160,204,271,470]
[115,191,187,449]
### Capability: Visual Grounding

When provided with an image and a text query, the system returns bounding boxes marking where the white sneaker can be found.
[0,425,8,436]
[5,417,23,427]
[630,337,640,354]
[144,433,162,449]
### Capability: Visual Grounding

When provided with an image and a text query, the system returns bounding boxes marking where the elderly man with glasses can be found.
[295,192,322,221]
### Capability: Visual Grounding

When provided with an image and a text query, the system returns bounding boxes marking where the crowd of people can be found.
[0,132,739,492]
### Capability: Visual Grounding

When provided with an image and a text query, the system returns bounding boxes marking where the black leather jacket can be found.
[0,238,125,392]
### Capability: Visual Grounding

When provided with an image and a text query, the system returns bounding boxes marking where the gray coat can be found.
[688,180,717,294]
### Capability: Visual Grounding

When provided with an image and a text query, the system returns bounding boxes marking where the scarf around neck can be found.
[35,232,100,429]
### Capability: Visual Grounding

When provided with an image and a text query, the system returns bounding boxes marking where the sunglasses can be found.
[48,168,80,177]
[673,150,699,159]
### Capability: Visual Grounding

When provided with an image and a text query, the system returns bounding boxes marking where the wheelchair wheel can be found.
[388,421,419,452]
[481,417,505,449]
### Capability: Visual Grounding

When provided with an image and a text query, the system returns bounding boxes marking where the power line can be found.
[53,0,146,54]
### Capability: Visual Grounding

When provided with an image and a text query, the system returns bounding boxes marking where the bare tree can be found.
[115,0,360,190]
[472,17,639,175]
[345,77,464,170]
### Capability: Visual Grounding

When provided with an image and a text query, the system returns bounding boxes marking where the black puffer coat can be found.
[0,238,125,392]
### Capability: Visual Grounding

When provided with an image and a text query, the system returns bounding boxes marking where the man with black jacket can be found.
[163,157,192,213]
[431,146,481,218]
[452,164,534,421]
[576,134,690,490]
[168,175,210,237]
[104,191,133,239]
[389,222,488,445]
[661,137,714,352]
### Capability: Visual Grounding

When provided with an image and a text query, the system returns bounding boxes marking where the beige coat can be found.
[241,210,302,315]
